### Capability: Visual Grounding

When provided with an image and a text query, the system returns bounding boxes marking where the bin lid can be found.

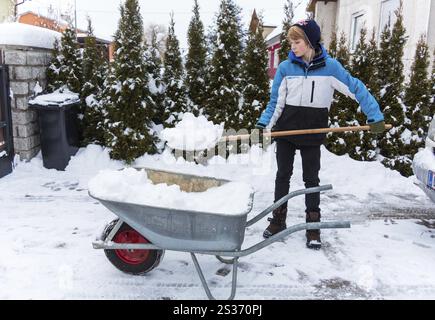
[29,88,80,109]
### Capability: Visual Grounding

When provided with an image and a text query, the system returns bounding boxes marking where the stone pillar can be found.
[1,45,52,160]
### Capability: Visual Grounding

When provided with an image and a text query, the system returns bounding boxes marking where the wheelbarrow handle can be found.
[245,185,333,228]
[221,124,393,142]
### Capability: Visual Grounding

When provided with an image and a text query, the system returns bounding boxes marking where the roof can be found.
[76,33,112,45]
[307,0,316,12]
[307,0,338,12]
[18,11,87,34]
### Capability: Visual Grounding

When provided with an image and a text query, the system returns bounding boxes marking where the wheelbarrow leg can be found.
[190,253,238,300]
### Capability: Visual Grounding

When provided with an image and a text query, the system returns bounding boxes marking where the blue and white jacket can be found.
[258,45,384,145]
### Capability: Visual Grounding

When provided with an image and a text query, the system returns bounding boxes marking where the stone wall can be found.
[0,45,52,160]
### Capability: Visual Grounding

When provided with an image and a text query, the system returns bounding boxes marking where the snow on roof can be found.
[265,25,282,43]
[0,23,61,49]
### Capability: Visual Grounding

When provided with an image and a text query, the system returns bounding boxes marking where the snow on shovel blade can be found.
[160,113,224,151]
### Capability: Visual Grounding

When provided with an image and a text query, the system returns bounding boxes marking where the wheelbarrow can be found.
[91,167,351,300]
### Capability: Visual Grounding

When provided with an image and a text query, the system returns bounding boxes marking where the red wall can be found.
[268,42,281,79]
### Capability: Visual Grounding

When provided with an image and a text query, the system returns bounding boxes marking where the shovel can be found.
[219,124,393,142]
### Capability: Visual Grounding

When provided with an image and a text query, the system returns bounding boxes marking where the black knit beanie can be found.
[292,19,321,49]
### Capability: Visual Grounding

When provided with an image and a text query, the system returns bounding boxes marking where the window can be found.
[273,49,279,68]
[379,0,400,33]
[351,12,365,51]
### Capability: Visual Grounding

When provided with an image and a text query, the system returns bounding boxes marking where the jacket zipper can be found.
[311,81,315,103]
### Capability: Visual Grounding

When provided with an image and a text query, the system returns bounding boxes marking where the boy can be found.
[256,19,385,250]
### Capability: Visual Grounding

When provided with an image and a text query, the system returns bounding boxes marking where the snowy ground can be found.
[1,144,434,300]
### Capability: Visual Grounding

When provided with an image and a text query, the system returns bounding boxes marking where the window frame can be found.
[350,11,366,52]
[273,49,279,69]
[378,0,401,38]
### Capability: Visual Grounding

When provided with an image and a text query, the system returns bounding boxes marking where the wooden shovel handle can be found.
[220,124,393,142]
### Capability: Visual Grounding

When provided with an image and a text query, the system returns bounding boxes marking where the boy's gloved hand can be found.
[369,120,386,134]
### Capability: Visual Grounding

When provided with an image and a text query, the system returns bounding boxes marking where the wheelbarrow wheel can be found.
[102,219,164,275]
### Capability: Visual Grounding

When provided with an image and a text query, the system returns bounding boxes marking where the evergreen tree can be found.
[328,30,338,58]
[144,32,165,124]
[82,17,106,100]
[278,0,295,63]
[348,27,380,161]
[102,0,157,163]
[46,27,82,94]
[349,28,381,161]
[163,13,188,126]
[241,15,270,129]
[185,0,207,115]
[403,35,431,156]
[82,17,108,145]
[58,27,83,94]
[377,2,411,176]
[206,0,244,130]
[377,22,392,98]
[326,32,352,155]
[366,28,381,101]
[46,39,63,92]
[429,49,435,122]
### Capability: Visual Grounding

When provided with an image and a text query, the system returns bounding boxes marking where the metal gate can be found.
[0,54,14,178]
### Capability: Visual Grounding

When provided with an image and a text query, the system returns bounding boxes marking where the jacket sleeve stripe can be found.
[330,77,357,101]
[331,60,384,123]
[259,65,286,126]
[267,79,287,129]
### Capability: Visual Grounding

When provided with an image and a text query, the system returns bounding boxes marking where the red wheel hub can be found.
[114,229,150,265]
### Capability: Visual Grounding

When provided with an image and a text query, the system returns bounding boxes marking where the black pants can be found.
[274,139,321,213]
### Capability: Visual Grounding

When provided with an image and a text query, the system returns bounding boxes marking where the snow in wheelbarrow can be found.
[88,167,255,251]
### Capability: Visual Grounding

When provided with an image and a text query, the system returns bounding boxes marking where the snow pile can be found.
[88,168,253,215]
[29,88,80,107]
[413,147,435,171]
[160,113,224,151]
[65,145,124,182]
[0,23,61,49]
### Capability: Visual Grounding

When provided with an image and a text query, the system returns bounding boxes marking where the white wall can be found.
[401,0,432,74]
[314,1,337,50]
[429,0,435,54]
[331,0,434,75]
[0,0,15,23]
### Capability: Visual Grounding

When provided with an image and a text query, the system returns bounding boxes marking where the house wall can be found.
[313,0,434,74]
[0,0,14,23]
[314,1,337,50]
[0,45,52,160]
[268,42,281,79]
[426,0,435,67]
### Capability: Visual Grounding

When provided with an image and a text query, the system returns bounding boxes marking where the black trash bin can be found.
[29,96,80,171]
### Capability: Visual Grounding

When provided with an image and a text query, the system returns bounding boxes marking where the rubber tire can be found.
[102,219,164,275]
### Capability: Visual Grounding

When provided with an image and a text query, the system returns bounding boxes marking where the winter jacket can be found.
[258,45,384,145]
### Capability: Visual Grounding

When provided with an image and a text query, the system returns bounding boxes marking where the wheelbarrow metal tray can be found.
[91,167,254,251]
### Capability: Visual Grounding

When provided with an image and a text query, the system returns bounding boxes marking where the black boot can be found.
[306,211,321,250]
[263,206,287,239]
